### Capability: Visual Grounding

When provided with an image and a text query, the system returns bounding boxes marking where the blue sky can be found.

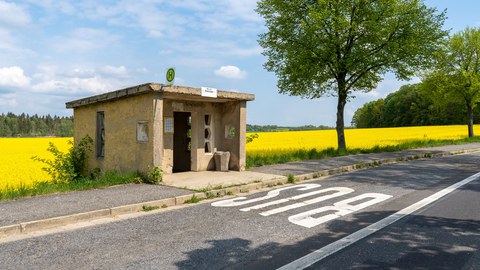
[0,0,479,126]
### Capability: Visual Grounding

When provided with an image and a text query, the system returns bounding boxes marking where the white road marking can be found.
[288,193,392,228]
[213,184,392,226]
[211,184,321,207]
[240,187,353,213]
[277,171,480,270]
[259,187,354,216]
[213,185,392,229]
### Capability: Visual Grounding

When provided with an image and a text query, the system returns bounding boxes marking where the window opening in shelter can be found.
[187,116,192,151]
[96,111,105,158]
[225,125,236,139]
[204,114,212,154]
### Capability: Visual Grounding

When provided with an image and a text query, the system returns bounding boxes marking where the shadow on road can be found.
[175,211,480,270]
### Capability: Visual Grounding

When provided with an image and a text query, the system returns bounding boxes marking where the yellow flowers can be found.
[0,138,71,190]
[247,125,479,154]
[0,125,478,190]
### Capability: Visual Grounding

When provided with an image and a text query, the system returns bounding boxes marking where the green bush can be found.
[287,173,296,183]
[32,135,93,183]
[141,166,163,184]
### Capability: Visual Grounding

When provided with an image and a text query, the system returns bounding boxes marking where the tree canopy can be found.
[422,27,480,137]
[256,0,447,151]
[0,113,73,137]
[351,83,474,128]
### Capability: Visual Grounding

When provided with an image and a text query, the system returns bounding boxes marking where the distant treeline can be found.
[351,84,480,128]
[1,113,336,137]
[247,124,333,132]
[0,112,73,137]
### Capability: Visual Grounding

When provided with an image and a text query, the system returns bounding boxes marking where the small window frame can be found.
[204,114,212,154]
[96,111,105,159]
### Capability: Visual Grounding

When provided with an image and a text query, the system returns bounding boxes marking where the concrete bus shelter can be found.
[66,83,254,175]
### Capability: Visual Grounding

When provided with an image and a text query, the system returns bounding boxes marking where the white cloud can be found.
[214,65,247,79]
[171,38,262,59]
[223,0,261,22]
[100,65,128,77]
[25,0,76,15]
[53,28,121,52]
[32,76,113,95]
[136,67,149,73]
[88,1,186,39]
[176,57,220,69]
[159,49,174,55]
[0,93,17,107]
[0,1,31,27]
[69,67,95,78]
[355,90,381,99]
[0,66,31,87]
[29,64,137,96]
[229,46,263,57]
[169,1,210,11]
[0,2,35,60]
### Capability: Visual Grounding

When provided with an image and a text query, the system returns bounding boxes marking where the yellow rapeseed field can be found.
[0,138,71,190]
[246,125,480,155]
[0,125,478,190]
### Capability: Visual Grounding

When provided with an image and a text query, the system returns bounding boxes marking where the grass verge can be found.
[246,137,480,168]
[184,195,203,204]
[142,205,161,212]
[0,171,141,202]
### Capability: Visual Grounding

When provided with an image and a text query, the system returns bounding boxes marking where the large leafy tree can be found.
[424,27,480,137]
[256,0,447,151]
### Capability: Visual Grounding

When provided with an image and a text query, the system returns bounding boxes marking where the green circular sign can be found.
[166,68,175,83]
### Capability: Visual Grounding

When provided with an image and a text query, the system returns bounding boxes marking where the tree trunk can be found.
[468,104,474,137]
[336,80,348,153]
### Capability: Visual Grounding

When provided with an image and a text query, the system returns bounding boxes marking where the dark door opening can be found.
[173,112,191,172]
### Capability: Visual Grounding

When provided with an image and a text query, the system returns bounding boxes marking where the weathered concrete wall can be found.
[220,101,246,171]
[73,93,156,174]
[152,93,164,170]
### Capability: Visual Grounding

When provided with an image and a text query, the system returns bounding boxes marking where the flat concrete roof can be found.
[66,83,255,109]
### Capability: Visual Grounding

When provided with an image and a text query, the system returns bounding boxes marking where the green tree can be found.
[57,118,74,137]
[418,77,466,125]
[383,84,423,127]
[351,99,385,128]
[424,27,480,137]
[256,0,447,151]
[352,82,469,128]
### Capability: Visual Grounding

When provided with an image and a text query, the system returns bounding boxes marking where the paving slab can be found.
[162,171,284,190]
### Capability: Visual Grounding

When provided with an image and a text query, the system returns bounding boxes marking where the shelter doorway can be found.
[173,112,192,172]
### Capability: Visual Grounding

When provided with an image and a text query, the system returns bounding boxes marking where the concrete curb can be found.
[0,196,205,238]
[2,147,480,239]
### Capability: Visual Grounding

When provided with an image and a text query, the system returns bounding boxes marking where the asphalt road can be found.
[307,178,480,270]
[1,153,480,270]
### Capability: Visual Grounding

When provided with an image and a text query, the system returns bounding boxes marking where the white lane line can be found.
[277,171,480,270]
